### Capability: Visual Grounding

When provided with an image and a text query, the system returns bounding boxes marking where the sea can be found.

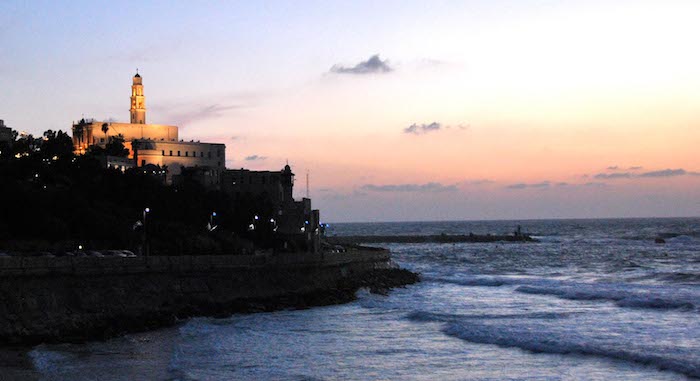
[5,217,700,380]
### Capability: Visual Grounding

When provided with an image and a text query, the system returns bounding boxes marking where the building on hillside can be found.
[68,72,321,252]
[221,164,294,206]
[222,165,320,252]
[0,120,13,145]
[132,139,225,185]
[71,72,225,184]
[102,155,136,173]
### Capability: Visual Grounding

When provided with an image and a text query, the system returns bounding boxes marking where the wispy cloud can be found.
[607,166,619,170]
[508,180,610,190]
[629,166,643,171]
[639,168,699,177]
[403,122,468,135]
[244,155,267,161]
[583,182,608,187]
[155,102,241,126]
[463,179,494,186]
[330,54,393,75]
[361,182,458,192]
[404,122,441,135]
[593,168,700,180]
[594,172,633,179]
[506,181,551,190]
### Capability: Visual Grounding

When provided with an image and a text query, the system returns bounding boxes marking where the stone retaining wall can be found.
[0,249,399,344]
[0,249,390,277]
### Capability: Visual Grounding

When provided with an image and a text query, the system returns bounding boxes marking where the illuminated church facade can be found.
[70,72,321,250]
[72,73,225,184]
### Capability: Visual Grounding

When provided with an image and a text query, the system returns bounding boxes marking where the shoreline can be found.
[0,250,418,346]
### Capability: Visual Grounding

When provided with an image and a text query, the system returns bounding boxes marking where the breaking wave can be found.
[406,310,574,323]
[405,308,700,378]
[427,274,699,312]
[423,275,510,287]
[515,284,698,312]
[442,321,700,379]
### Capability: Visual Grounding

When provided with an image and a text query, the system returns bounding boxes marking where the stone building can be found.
[0,120,13,145]
[222,164,294,206]
[71,73,225,184]
[222,165,320,252]
[133,139,225,185]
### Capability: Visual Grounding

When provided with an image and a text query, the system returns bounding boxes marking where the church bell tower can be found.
[130,71,146,124]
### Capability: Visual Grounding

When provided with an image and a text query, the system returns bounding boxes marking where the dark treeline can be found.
[0,130,278,255]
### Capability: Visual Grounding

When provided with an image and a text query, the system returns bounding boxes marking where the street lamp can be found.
[143,207,150,257]
[208,211,218,232]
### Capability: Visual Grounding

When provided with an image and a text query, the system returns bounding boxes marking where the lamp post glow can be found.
[208,211,217,231]
[143,207,150,257]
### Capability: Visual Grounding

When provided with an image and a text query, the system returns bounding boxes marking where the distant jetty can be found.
[327,233,537,245]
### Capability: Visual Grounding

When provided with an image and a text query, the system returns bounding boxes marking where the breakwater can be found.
[327,233,536,245]
[0,249,418,345]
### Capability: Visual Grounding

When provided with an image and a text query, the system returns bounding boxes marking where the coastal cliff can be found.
[0,250,418,345]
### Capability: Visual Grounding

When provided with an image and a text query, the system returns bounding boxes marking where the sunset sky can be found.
[2,0,699,221]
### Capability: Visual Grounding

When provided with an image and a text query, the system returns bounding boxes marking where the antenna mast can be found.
[306,170,310,199]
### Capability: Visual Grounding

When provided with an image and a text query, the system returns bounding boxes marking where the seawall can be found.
[0,249,418,345]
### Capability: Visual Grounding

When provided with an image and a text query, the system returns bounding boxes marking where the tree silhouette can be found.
[105,134,129,157]
[101,123,109,144]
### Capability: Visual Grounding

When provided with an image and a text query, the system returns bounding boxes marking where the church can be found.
[71,72,321,250]
[71,72,226,185]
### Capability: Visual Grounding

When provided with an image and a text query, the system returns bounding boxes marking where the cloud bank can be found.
[330,54,393,75]
[361,182,458,192]
[594,168,700,180]
[506,181,552,190]
[404,122,441,135]
[403,122,468,135]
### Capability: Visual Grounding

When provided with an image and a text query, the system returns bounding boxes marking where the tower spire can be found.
[130,71,145,124]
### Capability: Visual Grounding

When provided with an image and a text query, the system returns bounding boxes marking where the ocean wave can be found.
[529,235,561,243]
[423,275,511,287]
[29,346,73,374]
[442,322,700,378]
[515,284,698,311]
[653,272,700,284]
[406,310,574,323]
[665,234,700,244]
[429,274,700,313]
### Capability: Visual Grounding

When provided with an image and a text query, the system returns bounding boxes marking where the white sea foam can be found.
[427,274,699,312]
[515,283,698,311]
[442,321,700,379]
